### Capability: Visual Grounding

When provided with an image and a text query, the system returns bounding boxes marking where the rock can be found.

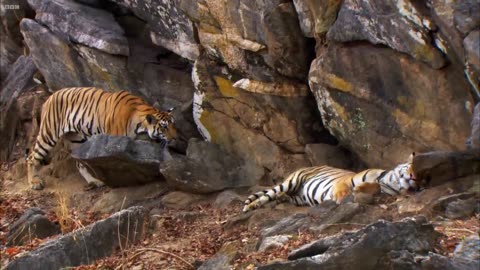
[214,190,244,208]
[92,182,169,214]
[5,206,147,270]
[309,203,362,233]
[28,0,129,56]
[454,234,480,262]
[20,19,89,90]
[309,44,474,168]
[7,208,60,246]
[0,56,37,105]
[464,31,480,73]
[261,217,440,270]
[112,0,199,61]
[192,54,323,183]
[0,26,22,82]
[261,213,310,238]
[304,143,354,169]
[453,0,480,35]
[0,0,31,45]
[71,135,170,187]
[160,139,262,193]
[258,235,291,252]
[412,150,480,186]
[354,192,376,205]
[380,250,480,270]
[467,103,480,149]
[182,0,311,80]
[421,252,480,270]
[327,0,445,69]
[0,56,38,161]
[20,19,135,92]
[198,241,239,270]
[160,191,208,209]
[445,197,478,219]
[293,0,342,38]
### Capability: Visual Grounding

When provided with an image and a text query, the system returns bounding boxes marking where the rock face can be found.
[112,0,199,61]
[7,208,60,246]
[181,0,312,80]
[467,103,480,149]
[71,135,170,187]
[309,44,475,167]
[192,54,324,183]
[0,56,38,161]
[5,206,147,270]
[159,138,262,193]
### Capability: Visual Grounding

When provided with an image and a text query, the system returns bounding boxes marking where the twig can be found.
[128,248,194,269]
[444,228,476,234]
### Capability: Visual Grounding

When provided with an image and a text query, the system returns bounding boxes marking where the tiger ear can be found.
[408,152,416,163]
[146,114,155,124]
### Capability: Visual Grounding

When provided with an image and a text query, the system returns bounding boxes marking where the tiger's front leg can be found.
[27,155,44,190]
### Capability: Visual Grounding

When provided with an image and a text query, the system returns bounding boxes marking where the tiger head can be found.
[143,108,177,143]
[389,152,421,193]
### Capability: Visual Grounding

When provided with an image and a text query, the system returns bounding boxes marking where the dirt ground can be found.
[1,157,479,270]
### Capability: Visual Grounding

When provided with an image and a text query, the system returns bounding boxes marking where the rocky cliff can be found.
[1,1,479,269]
[1,0,478,180]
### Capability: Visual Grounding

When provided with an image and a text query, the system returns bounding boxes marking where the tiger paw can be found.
[333,182,351,203]
[30,176,45,190]
[83,180,106,191]
[242,201,259,213]
[354,182,381,195]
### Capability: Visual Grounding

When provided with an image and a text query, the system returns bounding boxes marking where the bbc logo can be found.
[2,4,20,10]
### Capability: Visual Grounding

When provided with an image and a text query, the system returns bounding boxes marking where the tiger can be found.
[243,153,419,213]
[27,87,177,190]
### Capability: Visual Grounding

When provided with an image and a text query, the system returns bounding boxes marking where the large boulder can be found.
[7,208,61,246]
[71,135,170,187]
[309,43,475,167]
[159,138,262,193]
[412,150,480,186]
[20,18,135,91]
[5,206,147,270]
[259,217,440,270]
[327,0,445,69]
[27,0,129,56]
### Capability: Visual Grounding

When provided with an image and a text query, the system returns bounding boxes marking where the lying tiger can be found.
[243,154,419,212]
[27,87,177,190]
